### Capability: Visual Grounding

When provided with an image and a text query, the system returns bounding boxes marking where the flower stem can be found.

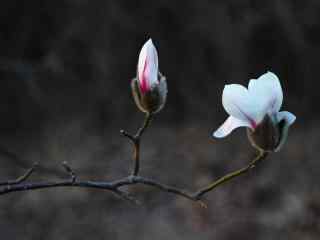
[193,150,268,199]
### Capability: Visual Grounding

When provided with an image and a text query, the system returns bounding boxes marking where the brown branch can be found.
[0,152,267,207]
[0,113,269,207]
[0,162,38,186]
[120,112,153,176]
[193,151,268,199]
[0,164,140,204]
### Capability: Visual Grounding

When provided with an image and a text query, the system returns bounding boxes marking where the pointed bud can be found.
[131,39,167,114]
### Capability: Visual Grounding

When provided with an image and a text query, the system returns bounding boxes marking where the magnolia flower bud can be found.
[131,39,167,114]
[213,72,296,152]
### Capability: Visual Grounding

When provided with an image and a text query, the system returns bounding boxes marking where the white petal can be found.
[213,116,252,138]
[248,71,283,114]
[222,84,267,127]
[276,111,296,125]
[274,111,296,152]
[137,39,159,91]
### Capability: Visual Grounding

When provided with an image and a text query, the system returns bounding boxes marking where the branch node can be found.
[128,175,137,183]
[120,129,136,143]
[62,161,76,184]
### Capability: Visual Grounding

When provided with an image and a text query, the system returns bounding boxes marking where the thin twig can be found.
[120,112,153,176]
[0,175,139,204]
[135,112,153,139]
[0,162,38,186]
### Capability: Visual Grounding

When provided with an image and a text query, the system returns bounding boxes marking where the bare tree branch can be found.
[193,151,268,199]
[120,112,153,176]
[0,114,269,207]
[0,162,38,186]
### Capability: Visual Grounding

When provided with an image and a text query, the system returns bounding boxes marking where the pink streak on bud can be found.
[242,112,257,129]
[137,39,159,95]
[139,57,150,94]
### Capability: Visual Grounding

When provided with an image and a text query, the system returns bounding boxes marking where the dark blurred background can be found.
[0,0,318,239]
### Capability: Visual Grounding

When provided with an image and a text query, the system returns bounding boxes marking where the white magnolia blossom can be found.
[213,72,296,150]
[137,38,159,94]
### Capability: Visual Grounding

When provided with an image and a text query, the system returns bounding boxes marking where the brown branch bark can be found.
[120,112,153,176]
[0,114,269,206]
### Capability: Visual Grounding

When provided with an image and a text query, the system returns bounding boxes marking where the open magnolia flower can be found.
[213,72,296,152]
[131,39,167,114]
